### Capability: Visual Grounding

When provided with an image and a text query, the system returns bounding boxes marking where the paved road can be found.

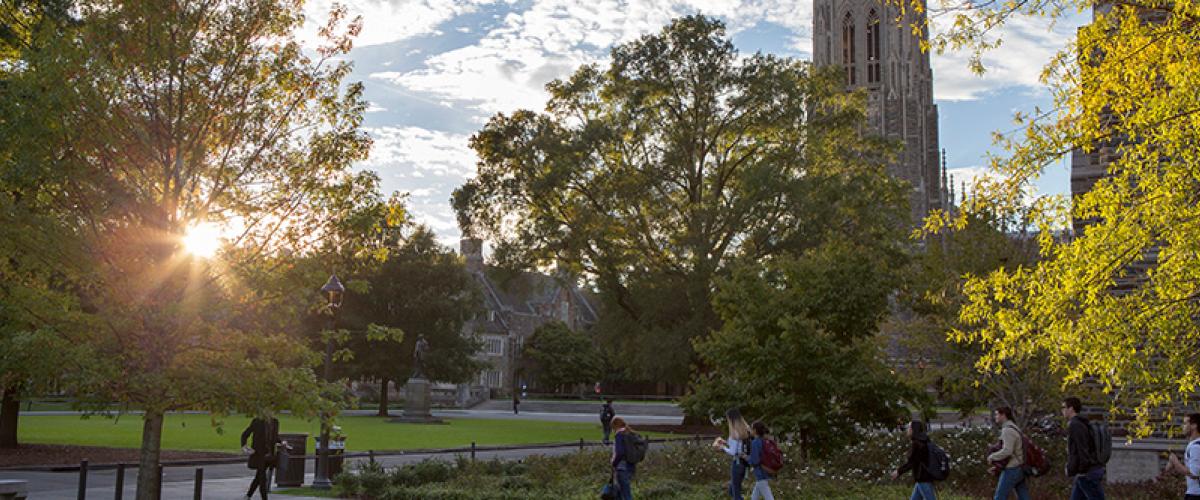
[0,443,625,499]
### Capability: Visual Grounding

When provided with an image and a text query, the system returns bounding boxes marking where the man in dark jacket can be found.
[600,399,615,445]
[1062,397,1105,500]
[241,416,282,500]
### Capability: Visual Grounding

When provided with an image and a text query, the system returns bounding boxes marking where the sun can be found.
[181,222,223,258]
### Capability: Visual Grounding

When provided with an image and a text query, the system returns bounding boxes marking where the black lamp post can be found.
[313,274,344,490]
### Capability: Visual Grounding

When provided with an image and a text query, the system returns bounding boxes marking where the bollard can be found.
[579,438,584,451]
[114,463,125,500]
[193,468,203,500]
[369,450,375,465]
[470,441,476,461]
[77,459,89,500]
[155,464,164,500]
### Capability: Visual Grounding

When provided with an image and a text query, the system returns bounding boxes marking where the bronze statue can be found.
[412,335,429,378]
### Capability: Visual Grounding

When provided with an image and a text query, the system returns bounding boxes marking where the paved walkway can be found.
[0,442,627,499]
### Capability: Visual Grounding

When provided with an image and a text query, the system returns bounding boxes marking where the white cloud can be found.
[365,126,476,178]
[299,0,502,48]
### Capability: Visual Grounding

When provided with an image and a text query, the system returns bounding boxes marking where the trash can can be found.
[328,437,346,479]
[276,433,308,487]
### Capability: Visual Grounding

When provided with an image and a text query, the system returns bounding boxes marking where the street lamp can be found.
[313,274,344,490]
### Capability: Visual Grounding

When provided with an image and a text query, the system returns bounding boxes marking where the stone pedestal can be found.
[389,377,445,424]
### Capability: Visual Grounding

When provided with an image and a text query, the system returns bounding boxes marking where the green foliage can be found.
[453,15,901,387]
[913,0,1200,434]
[521,322,602,393]
[684,246,917,457]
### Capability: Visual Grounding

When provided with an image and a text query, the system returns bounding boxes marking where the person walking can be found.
[611,417,636,500]
[745,421,776,500]
[988,407,1030,500]
[891,420,937,500]
[512,392,520,415]
[1162,412,1200,500]
[1063,397,1105,499]
[601,399,616,445]
[241,415,283,500]
[712,408,752,500]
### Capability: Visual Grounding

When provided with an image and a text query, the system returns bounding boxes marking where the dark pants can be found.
[729,460,746,499]
[1185,495,1200,500]
[247,464,270,500]
[602,421,613,444]
[1070,467,1105,500]
[513,402,519,414]
[616,467,633,500]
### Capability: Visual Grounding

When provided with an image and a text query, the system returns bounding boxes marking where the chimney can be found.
[461,237,484,273]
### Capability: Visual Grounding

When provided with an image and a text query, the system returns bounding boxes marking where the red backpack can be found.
[1020,433,1051,477]
[761,439,784,474]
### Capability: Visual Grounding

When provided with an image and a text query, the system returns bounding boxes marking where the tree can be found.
[335,226,483,416]
[683,243,919,458]
[453,15,897,390]
[893,211,1065,427]
[521,322,603,394]
[4,0,373,496]
[913,0,1200,434]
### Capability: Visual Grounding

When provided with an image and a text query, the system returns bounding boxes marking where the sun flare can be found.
[182,222,223,258]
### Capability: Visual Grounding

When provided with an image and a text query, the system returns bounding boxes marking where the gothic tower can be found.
[813,0,943,221]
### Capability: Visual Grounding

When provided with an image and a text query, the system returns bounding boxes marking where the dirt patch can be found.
[0,444,236,468]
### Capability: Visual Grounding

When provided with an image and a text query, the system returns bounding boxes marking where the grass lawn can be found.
[18,415,649,453]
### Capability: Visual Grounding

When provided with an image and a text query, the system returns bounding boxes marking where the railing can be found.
[65,434,718,499]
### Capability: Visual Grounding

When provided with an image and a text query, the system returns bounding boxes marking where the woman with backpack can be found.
[745,421,776,500]
[891,420,937,500]
[713,408,753,499]
[610,417,636,500]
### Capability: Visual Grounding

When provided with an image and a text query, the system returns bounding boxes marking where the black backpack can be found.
[623,432,649,464]
[925,441,951,481]
[1089,421,1112,465]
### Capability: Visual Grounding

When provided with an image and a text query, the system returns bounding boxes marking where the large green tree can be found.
[453,15,896,390]
[913,0,1200,434]
[521,322,603,394]
[4,0,374,496]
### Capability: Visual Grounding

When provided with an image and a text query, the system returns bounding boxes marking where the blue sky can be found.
[298,0,1084,245]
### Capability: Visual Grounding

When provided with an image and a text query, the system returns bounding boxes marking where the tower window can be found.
[842,13,856,85]
[867,10,881,84]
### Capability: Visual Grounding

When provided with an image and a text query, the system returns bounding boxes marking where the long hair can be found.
[909,420,929,442]
[612,416,632,433]
[726,410,752,441]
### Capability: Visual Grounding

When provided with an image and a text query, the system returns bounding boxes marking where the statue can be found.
[412,335,430,378]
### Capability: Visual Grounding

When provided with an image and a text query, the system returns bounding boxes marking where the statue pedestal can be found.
[389,377,445,424]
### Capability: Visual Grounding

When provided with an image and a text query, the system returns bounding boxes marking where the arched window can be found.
[866,10,881,84]
[842,12,856,85]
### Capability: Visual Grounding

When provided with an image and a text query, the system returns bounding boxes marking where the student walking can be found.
[1162,412,1200,500]
[988,407,1031,500]
[601,399,616,445]
[512,392,520,415]
[1063,397,1106,499]
[241,416,283,500]
[713,408,752,500]
[892,420,937,500]
[746,421,776,500]
[611,417,636,500]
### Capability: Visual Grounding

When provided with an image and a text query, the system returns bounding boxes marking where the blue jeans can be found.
[616,467,633,500]
[993,466,1031,500]
[910,482,936,500]
[729,460,746,499]
[1070,467,1105,500]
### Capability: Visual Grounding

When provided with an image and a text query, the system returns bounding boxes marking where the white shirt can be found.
[1186,439,1200,495]
[723,436,744,457]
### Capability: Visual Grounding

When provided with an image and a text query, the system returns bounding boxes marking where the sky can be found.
[297,0,1087,247]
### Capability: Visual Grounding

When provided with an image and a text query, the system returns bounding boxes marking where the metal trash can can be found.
[276,433,308,487]
[328,438,346,479]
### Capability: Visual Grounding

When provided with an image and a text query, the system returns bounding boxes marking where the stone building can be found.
[813,0,944,221]
[458,238,599,395]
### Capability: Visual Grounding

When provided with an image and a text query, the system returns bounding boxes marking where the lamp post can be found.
[312,274,344,490]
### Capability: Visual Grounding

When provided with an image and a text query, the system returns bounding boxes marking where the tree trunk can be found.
[0,386,19,448]
[378,378,389,417]
[135,411,164,500]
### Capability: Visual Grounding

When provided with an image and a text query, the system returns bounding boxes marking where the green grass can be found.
[18,415,657,453]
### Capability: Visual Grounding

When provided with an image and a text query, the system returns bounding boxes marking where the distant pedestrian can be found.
[1063,397,1106,499]
[1162,412,1200,499]
[241,415,283,500]
[601,399,616,445]
[892,420,937,500]
[712,408,752,500]
[513,392,520,415]
[611,417,636,500]
[988,407,1030,500]
[746,421,776,500]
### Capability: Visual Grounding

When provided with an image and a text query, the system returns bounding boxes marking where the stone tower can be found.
[813,0,943,221]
